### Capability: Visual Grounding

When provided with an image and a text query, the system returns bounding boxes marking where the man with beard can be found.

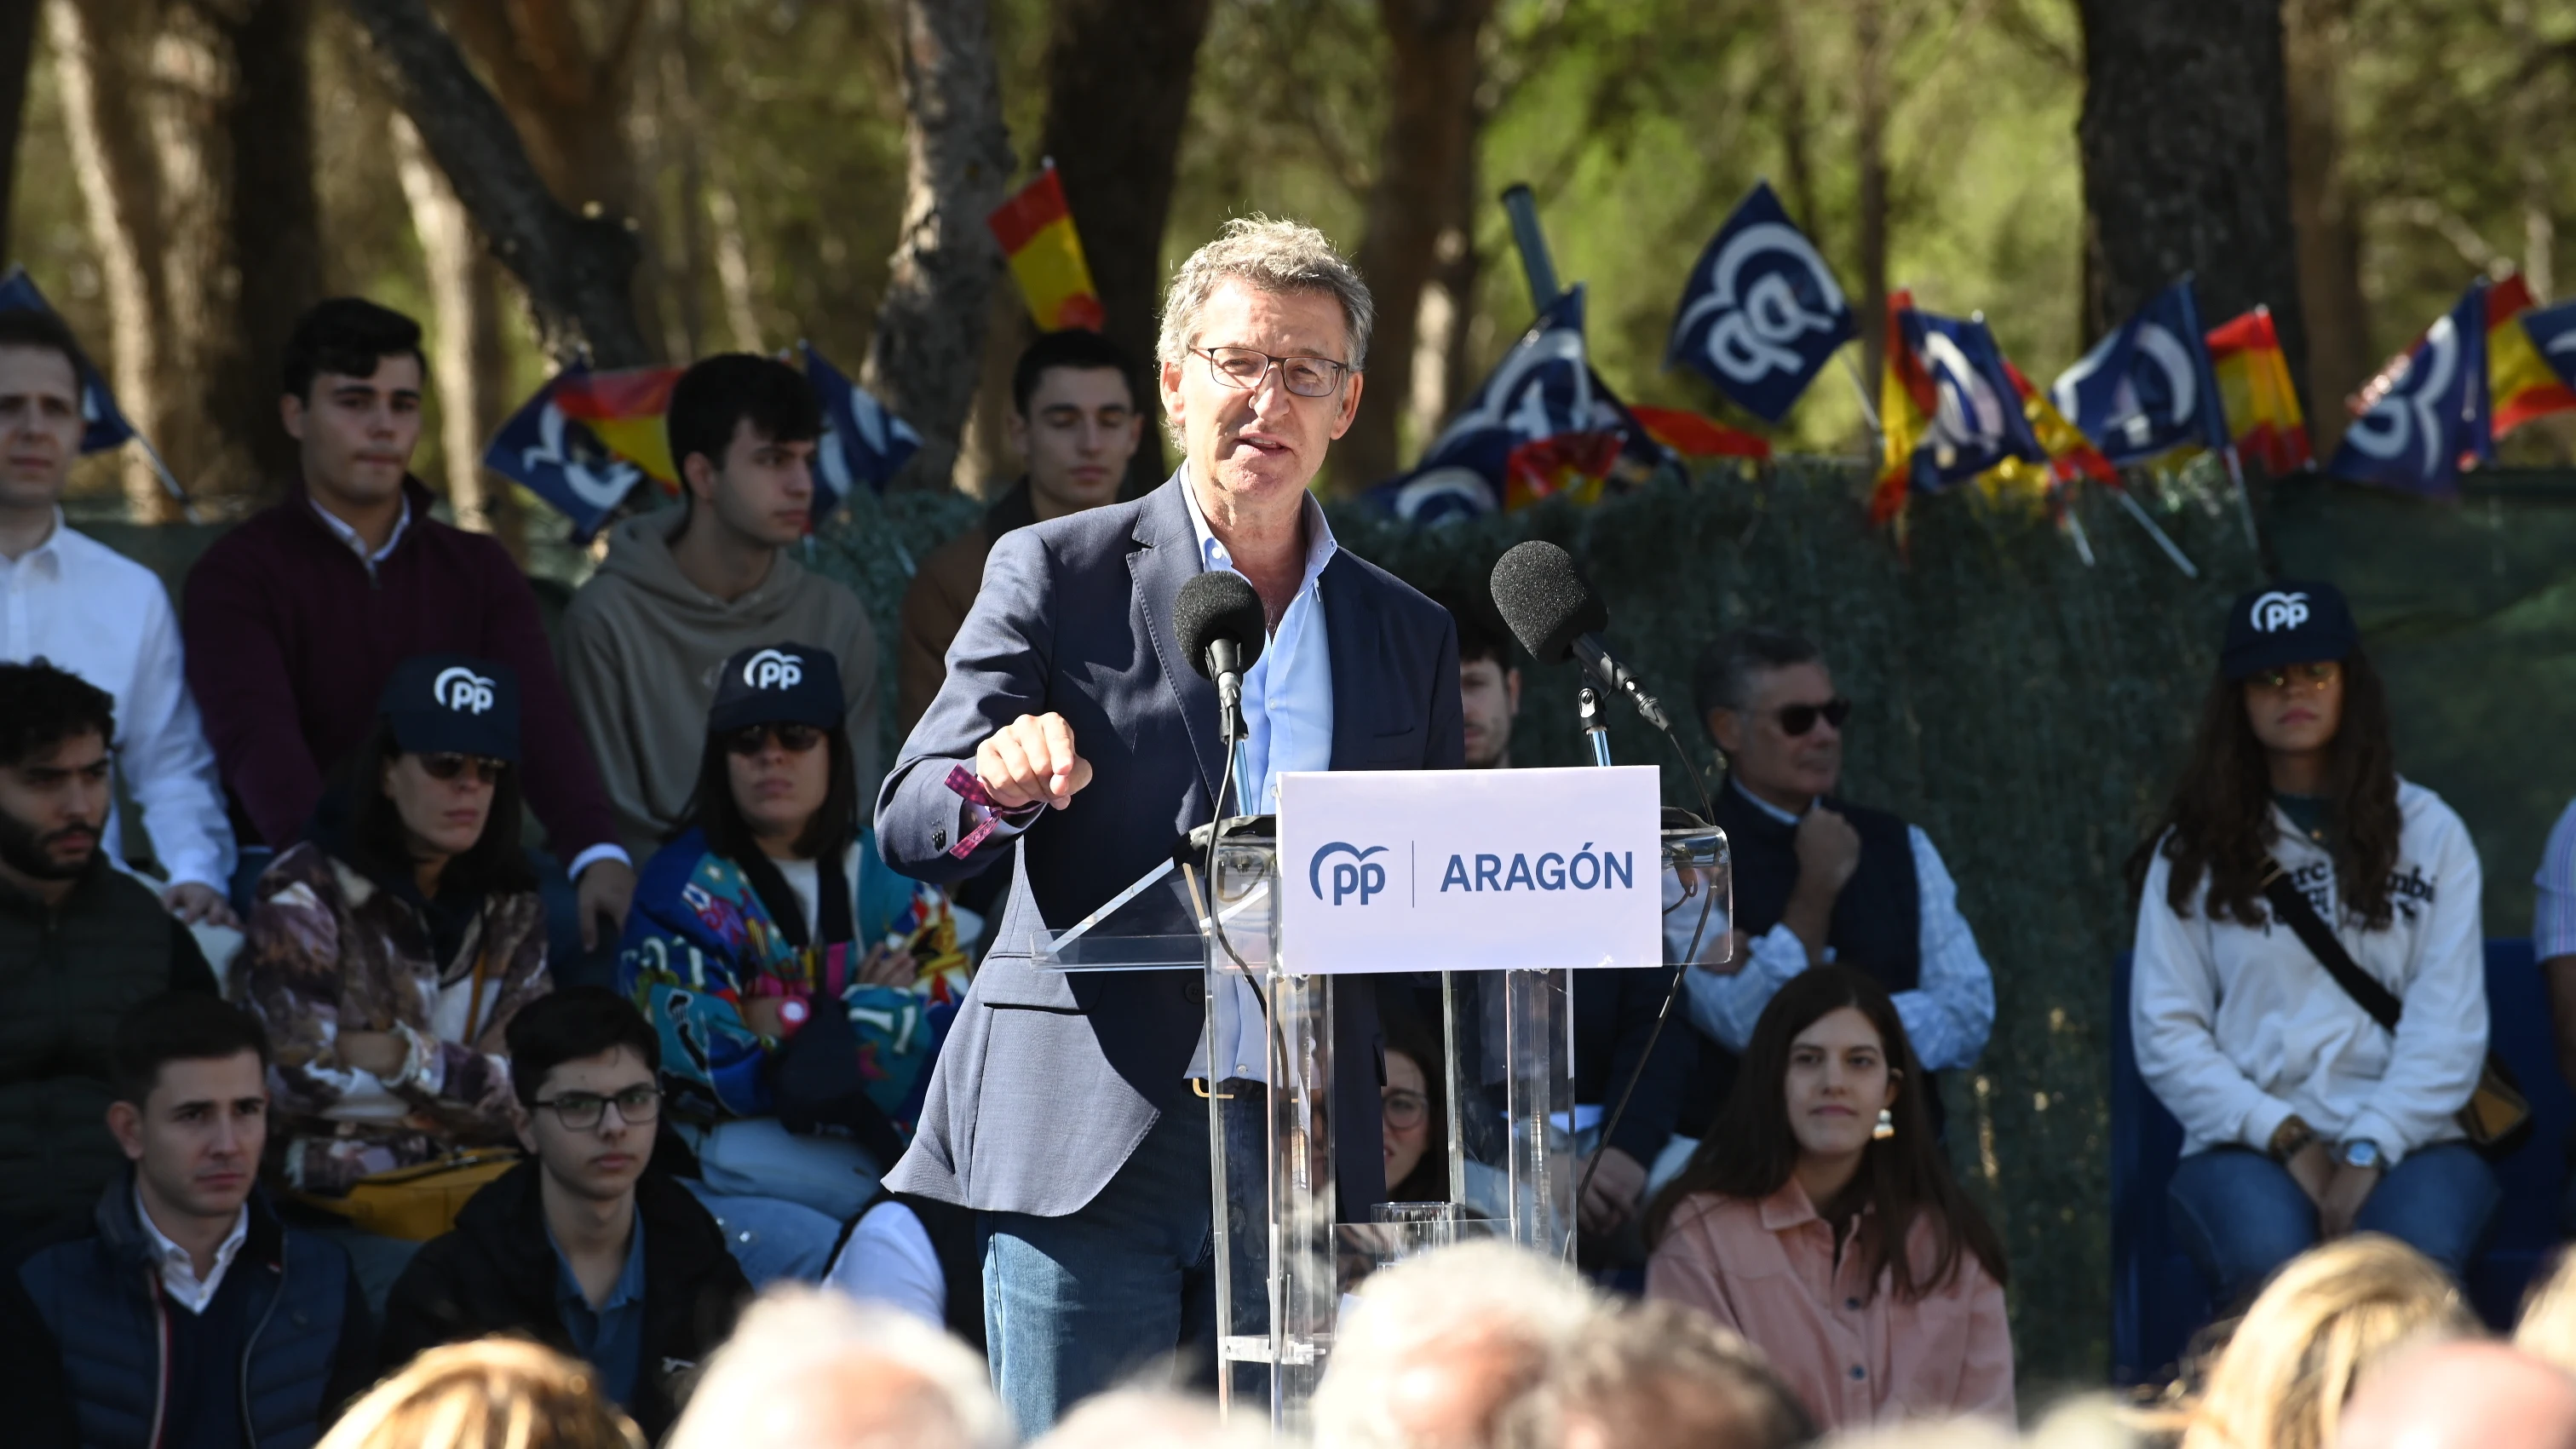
[0,661,218,1247]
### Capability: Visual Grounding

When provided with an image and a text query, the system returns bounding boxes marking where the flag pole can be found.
[131,435,202,525]
[2221,443,2259,551]
[1839,349,1883,462]
[2111,482,2198,578]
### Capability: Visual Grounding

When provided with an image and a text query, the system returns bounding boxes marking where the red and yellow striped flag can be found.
[2486,274,2576,437]
[1870,290,1935,524]
[2204,307,2311,474]
[1627,404,1771,460]
[1980,359,2115,505]
[986,163,1107,333]
[554,366,685,488]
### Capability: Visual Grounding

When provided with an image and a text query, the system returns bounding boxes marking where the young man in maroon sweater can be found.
[181,299,635,950]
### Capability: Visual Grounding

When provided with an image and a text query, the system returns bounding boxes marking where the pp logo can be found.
[1308,842,1389,906]
[2249,590,2310,634]
[745,649,803,690]
[432,667,495,714]
[1673,221,1849,384]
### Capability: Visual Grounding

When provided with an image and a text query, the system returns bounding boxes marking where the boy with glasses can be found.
[378,987,748,1441]
[1671,626,1995,1136]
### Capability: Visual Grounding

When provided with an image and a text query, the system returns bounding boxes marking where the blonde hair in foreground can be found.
[318,1337,642,1449]
[2174,1234,2473,1449]
[2516,1245,2576,1374]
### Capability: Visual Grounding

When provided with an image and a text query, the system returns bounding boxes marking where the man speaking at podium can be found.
[875,218,1463,1430]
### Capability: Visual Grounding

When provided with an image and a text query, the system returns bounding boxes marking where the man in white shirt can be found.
[0,308,234,923]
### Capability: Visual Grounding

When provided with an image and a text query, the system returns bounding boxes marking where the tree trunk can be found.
[344,0,650,368]
[1036,0,1213,496]
[1773,0,1822,254]
[0,0,40,246]
[49,0,179,520]
[864,0,1015,493]
[210,0,321,495]
[2282,0,2366,451]
[1344,0,1493,492]
[393,112,524,561]
[2075,0,2307,396]
[1855,0,1890,391]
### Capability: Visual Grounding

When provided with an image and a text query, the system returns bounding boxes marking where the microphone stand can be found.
[1578,686,1613,768]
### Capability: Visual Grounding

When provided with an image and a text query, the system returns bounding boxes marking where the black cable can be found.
[1199,710,1274,1058]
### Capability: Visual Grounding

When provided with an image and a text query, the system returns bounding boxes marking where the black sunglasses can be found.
[726,722,826,757]
[419,753,509,785]
[1775,699,1854,737]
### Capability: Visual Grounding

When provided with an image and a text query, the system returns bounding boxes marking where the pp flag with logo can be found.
[2051,277,2229,466]
[484,368,655,542]
[1895,308,2045,493]
[1377,287,1632,518]
[1665,180,1857,424]
[2329,282,2492,493]
[802,342,921,519]
[2482,275,2576,437]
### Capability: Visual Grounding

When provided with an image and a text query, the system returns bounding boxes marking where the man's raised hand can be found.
[977,712,1095,811]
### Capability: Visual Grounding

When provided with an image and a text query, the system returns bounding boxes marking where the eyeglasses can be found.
[532,1084,661,1130]
[1191,346,1353,399]
[2251,661,2342,693]
[420,753,509,785]
[1382,1088,1429,1131]
[726,722,826,757]
[1775,699,1853,737]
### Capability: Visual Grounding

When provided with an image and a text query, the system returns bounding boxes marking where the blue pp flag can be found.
[1665,180,1856,424]
[0,267,139,453]
[2330,281,2493,493]
[1900,308,2045,491]
[482,367,648,543]
[802,342,921,519]
[2050,277,2228,466]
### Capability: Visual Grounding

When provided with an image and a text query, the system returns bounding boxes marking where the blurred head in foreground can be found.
[2176,1234,2472,1449]
[2335,1340,2576,1449]
[318,1337,641,1449]
[1494,1298,1812,1449]
[1030,1388,1261,1449]
[1312,1239,1604,1449]
[664,1286,1010,1449]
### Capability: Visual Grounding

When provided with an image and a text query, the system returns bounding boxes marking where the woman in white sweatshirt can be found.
[2130,580,2494,1306]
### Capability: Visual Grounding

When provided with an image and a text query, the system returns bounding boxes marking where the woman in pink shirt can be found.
[1645,964,2013,1429]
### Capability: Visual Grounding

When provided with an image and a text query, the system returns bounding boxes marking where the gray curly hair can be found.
[1156,216,1375,375]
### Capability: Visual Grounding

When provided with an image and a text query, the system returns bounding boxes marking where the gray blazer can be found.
[874,472,1464,1217]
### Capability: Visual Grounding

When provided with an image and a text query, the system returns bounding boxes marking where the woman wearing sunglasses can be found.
[234,653,551,1208]
[618,642,972,1279]
[2130,580,2494,1307]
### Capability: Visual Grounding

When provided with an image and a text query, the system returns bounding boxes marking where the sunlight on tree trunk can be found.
[0,0,39,248]
[393,112,523,562]
[706,181,762,352]
[1773,0,1821,254]
[2284,0,2366,451]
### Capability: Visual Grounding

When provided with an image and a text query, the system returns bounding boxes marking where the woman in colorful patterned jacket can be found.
[233,654,549,1200]
[618,641,970,1246]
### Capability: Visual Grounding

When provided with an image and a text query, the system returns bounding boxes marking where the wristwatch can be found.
[2268,1115,2317,1162]
[2338,1139,2384,1171]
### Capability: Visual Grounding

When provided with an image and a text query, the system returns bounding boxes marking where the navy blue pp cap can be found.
[378,654,521,762]
[2221,580,2360,680]
[709,642,843,733]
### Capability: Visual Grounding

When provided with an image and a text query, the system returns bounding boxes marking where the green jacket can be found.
[0,862,214,1228]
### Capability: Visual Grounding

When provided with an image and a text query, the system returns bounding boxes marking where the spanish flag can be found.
[986,162,1107,333]
[554,366,685,488]
[1980,358,2115,507]
[2485,274,2576,437]
[1627,404,1772,461]
[1870,290,1935,524]
[2204,307,2311,475]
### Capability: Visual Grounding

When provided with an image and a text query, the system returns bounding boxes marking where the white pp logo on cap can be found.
[433,666,496,714]
[745,649,803,690]
[2249,590,2310,634]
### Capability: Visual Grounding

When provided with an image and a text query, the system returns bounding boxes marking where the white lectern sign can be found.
[1274,765,1662,975]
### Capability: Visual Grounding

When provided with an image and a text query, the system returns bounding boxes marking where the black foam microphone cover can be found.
[1489,540,1608,664]
[1175,570,1268,681]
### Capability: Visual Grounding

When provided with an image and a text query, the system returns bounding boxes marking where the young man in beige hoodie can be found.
[560,354,880,869]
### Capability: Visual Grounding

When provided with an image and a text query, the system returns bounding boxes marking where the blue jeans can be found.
[2168,1143,2501,1305]
[681,1180,842,1287]
[980,1103,1232,1438]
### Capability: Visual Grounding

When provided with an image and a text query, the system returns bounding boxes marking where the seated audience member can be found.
[0,662,217,1244]
[2167,1235,2470,1449]
[1645,965,2012,1431]
[621,642,970,1255]
[1374,999,1507,1216]
[0,308,235,925]
[897,328,1145,734]
[2,993,372,1449]
[2130,582,2493,1305]
[2532,796,2576,1231]
[320,1337,643,1449]
[182,298,631,954]
[1434,590,1694,1239]
[1495,1300,1814,1449]
[1677,627,1994,1136]
[2334,1341,2576,1449]
[379,987,747,1440]
[232,654,549,1297]
[562,355,882,866]
[825,1184,983,1351]
[1312,1239,1607,1449]
[665,1285,1013,1449]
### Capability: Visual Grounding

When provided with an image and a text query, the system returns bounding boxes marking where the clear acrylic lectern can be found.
[1035,820,1729,1431]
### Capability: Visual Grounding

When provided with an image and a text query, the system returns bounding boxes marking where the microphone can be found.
[1488,539,1672,733]
[1175,570,1268,737]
